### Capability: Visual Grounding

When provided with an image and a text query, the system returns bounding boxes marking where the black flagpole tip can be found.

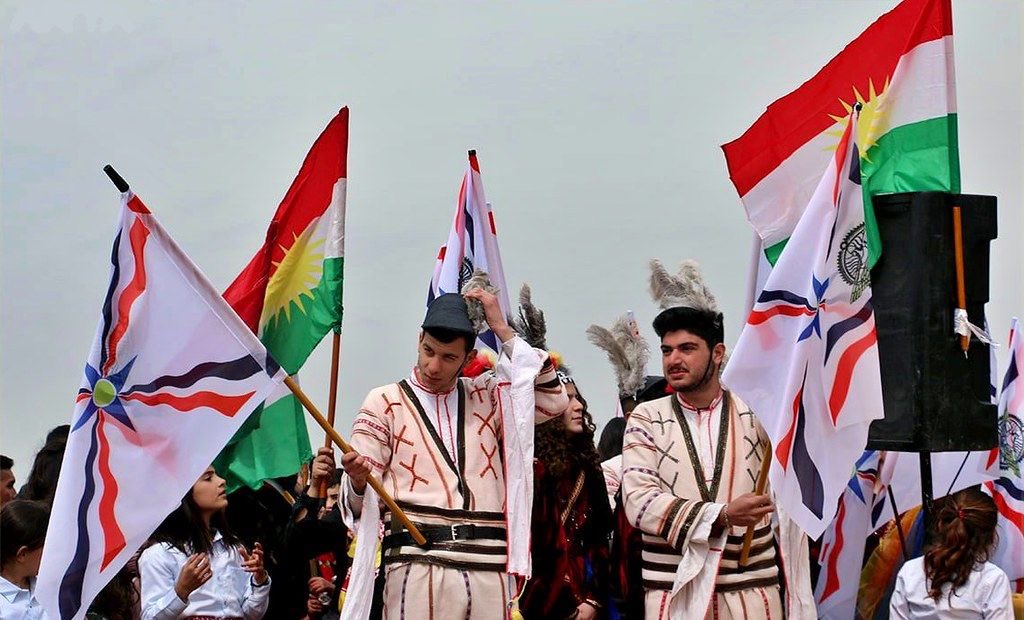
[468,149,476,157]
[103,165,130,193]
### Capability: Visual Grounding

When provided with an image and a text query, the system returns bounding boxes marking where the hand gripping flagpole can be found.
[283,376,426,545]
[739,439,772,566]
[102,165,426,547]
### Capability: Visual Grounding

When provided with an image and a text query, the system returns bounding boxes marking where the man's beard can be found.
[670,356,717,394]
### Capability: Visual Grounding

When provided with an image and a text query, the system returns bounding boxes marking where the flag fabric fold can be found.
[985,318,1024,581]
[723,114,884,539]
[427,151,511,352]
[723,0,959,266]
[215,108,349,491]
[36,192,287,620]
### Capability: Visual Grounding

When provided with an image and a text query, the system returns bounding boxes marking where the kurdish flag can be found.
[723,0,958,266]
[214,108,348,491]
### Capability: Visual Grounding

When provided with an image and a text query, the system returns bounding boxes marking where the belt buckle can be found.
[451,523,476,541]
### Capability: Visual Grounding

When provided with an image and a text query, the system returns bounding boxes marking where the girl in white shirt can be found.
[139,466,270,619]
[0,499,49,620]
[890,487,1014,619]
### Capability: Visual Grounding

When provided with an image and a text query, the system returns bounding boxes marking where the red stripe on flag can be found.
[832,121,853,204]
[775,387,803,471]
[828,329,878,425]
[990,484,1024,539]
[123,390,256,417]
[437,246,446,260]
[126,195,151,214]
[77,392,92,403]
[488,212,497,236]
[747,304,815,325]
[722,0,952,196]
[819,498,846,601]
[468,151,480,173]
[104,218,150,376]
[96,413,127,570]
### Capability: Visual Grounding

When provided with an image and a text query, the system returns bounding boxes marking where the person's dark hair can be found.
[88,564,140,619]
[150,480,239,555]
[923,487,998,602]
[0,500,50,567]
[45,425,70,444]
[19,436,67,506]
[597,418,626,461]
[423,326,475,353]
[0,455,12,471]
[652,307,724,347]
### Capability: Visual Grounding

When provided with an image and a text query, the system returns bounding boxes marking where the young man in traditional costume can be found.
[339,285,568,620]
[621,260,813,619]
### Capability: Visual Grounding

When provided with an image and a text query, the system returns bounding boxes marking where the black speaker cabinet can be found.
[866,192,998,452]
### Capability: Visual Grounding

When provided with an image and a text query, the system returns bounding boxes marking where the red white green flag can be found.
[722,0,959,266]
[214,108,348,491]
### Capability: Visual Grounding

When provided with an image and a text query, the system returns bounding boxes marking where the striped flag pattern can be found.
[36,192,286,619]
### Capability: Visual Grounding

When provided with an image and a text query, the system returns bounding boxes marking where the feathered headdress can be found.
[510,283,571,377]
[585,312,649,399]
[510,283,547,350]
[648,259,719,313]
[460,269,501,334]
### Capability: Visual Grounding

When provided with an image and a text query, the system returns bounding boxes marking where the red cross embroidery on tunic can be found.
[468,384,488,404]
[399,454,429,491]
[479,444,499,479]
[394,424,415,448]
[382,394,402,417]
[473,410,498,438]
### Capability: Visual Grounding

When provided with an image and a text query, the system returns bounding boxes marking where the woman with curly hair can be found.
[519,375,613,619]
[890,486,1013,618]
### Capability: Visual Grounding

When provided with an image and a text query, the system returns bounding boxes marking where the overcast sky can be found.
[3,1,1021,477]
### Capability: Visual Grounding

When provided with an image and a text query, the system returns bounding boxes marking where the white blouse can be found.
[138,532,270,620]
[0,575,47,619]
[890,557,1013,619]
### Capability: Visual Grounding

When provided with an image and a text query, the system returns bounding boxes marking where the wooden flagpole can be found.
[739,441,772,566]
[315,331,343,498]
[285,376,426,545]
[952,205,970,355]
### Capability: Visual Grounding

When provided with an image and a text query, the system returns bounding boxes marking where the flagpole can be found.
[317,330,343,498]
[739,441,772,566]
[952,205,970,355]
[284,376,427,546]
[103,165,130,192]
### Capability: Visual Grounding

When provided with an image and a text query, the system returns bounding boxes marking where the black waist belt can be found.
[383,523,507,549]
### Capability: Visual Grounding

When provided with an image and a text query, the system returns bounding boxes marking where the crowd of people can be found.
[1,261,1017,619]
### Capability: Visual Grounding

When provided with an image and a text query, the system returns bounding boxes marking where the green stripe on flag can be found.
[764,114,959,268]
[214,394,314,492]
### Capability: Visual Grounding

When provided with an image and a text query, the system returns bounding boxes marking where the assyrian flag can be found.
[427,150,511,352]
[214,108,348,491]
[36,192,287,620]
[985,318,1024,581]
[723,0,958,267]
[815,450,878,619]
[722,114,884,539]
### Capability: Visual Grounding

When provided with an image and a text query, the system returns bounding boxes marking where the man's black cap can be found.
[422,293,476,336]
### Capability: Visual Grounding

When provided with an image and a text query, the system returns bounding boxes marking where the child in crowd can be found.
[890,486,1014,619]
[139,466,270,619]
[0,499,50,619]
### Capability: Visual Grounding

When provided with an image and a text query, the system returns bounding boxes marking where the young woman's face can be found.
[562,383,585,435]
[191,466,228,514]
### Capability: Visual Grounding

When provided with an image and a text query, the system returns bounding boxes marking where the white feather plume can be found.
[648,258,719,312]
[586,313,650,397]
